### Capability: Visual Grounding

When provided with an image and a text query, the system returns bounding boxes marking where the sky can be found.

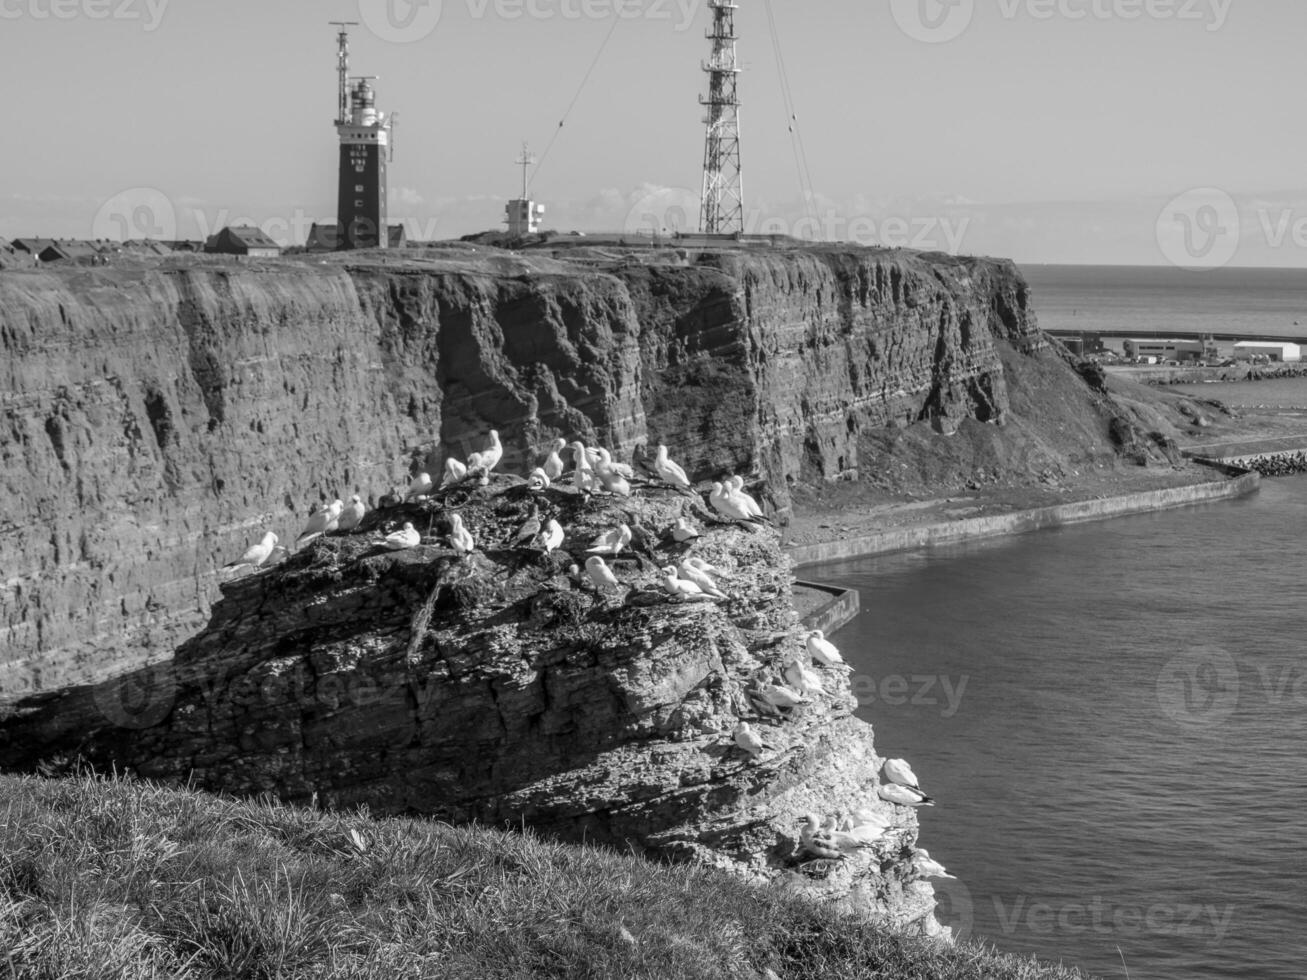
[2,0,1305,266]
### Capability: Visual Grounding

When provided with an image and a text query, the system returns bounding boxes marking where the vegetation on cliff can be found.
[0,771,1095,980]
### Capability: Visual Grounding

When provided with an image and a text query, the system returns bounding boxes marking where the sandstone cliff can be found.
[0,479,937,927]
[0,245,1163,695]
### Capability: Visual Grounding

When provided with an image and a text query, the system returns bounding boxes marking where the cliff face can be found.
[0,481,938,928]
[1,246,1098,695]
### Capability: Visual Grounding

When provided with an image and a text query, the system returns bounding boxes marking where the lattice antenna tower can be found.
[699,0,744,235]
[330,21,358,125]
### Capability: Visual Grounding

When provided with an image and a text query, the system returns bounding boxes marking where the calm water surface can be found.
[817,478,1307,980]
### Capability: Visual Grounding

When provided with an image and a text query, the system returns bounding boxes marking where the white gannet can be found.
[654,444,692,489]
[527,467,551,491]
[883,758,923,792]
[661,566,710,601]
[684,556,727,577]
[542,519,564,554]
[733,721,770,760]
[878,783,936,807]
[596,448,634,480]
[480,429,504,473]
[405,472,434,500]
[708,482,753,522]
[542,438,567,482]
[448,513,475,555]
[584,555,622,594]
[797,814,843,860]
[914,848,955,879]
[384,523,420,551]
[321,499,345,533]
[806,629,850,670]
[569,441,596,494]
[297,501,341,544]
[225,531,278,568]
[670,518,701,543]
[440,458,468,488]
[594,454,632,497]
[755,682,809,709]
[677,560,726,599]
[587,524,632,556]
[336,495,366,532]
[727,475,766,520]
[783,658,825,697]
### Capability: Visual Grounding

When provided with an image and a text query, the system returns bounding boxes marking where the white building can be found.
[1232,342,1302,363]
[1123,339,1205,362]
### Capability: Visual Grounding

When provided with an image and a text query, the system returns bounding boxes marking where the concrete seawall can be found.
[788,472,1261,569]
[795,580,861,636]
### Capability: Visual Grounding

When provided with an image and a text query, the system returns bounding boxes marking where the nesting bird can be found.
[670,517,701,543]
[882,758,924,793]
[527,467,551,491]
[783,658,825,697]
[225,531,279,569]
[297,500,344,544]
[383,523,421,551]
[406,472,434,500]
[479,429,504,473]
[335,494,366,532]
[541,519,564,554]
[448,513,476,555]
[584,555,622,595]
[733,721,770,760]
[806,629,850,670]
[653,444,692,489]
[587,524,632,556]
[440,458,467,488]
[913,848,955,879]
[542,438,567,482]
[677,559,726,599]
[877,782,936,807]
[661,566,711,602]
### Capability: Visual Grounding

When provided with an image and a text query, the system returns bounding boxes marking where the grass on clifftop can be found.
[0,772,1096,980]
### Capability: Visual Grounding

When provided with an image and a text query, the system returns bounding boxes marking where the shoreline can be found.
[788,468,1260,571]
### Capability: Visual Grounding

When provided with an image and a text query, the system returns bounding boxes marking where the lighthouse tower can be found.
[332,24,393,250]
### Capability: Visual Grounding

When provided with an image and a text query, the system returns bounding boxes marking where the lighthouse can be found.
[331,23,394,250]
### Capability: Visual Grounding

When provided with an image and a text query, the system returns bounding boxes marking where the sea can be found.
[818,266,1307,980]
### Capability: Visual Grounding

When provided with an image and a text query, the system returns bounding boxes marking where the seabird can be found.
[733,721,770,760]
[595,458,632,497]
[297,500,342,544]
[806,629,850,670]
[569,441,596,494]
[878,783,936,807]
[677,560,726,598]
[783,658,825,697]
[448,513,475,555]
[322,499,345,533]
[727,475,767,520]
[480,430,504,473]
[335,495,366,532]
[527,467,551,491]
[383,523,420,551]
[684,556,727,577]
[883,758,924,792]
[596,448,634,480]
[587,524,632,556]
[754,682,809,709]
[512,512,542,548]
[914,848,955,879]
[661,566,710,601]
[584,555,622,594]
[708,482,753,522]
[670,518,701,543]
[225,531,278,568]
[441,458,468,488]
[541,519,564,554]
[542,438,567,482]
[797,814,844,861]
[405,472,434,500]
[654,444,692,489]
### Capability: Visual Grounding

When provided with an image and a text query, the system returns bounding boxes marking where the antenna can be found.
[515,141,536,200]
[330,21,358,126]
[699,0,744,235]
[387,112,398,162]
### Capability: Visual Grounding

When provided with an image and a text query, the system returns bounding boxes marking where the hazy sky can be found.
[2,0,1305,265]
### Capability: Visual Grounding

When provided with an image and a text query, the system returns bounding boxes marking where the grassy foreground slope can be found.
[0,773,1094,980]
